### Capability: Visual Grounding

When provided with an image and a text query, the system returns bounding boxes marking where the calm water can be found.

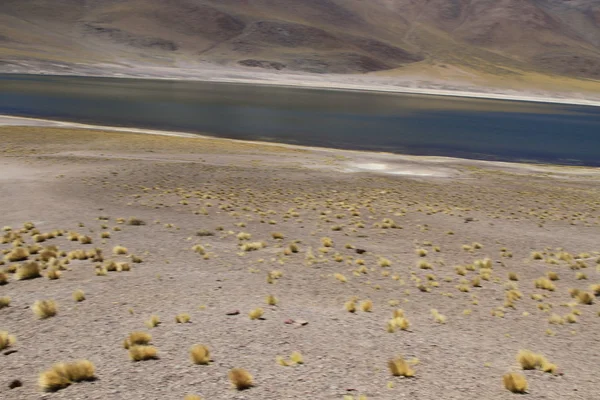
[1,74,600,165]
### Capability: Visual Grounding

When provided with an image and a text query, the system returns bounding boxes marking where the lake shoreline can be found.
[3,71,600,108]
[2,115,600,173]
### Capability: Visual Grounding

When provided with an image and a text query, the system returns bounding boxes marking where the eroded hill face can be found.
[0,0,599,79]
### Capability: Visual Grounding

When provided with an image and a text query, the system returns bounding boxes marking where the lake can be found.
[1,74,600,166]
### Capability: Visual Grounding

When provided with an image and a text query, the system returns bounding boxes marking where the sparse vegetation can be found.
[229,368,253,390]
[39,360,96,392]
[32,299,57,319]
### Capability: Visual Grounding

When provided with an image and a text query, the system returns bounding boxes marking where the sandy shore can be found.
[1,124,600,399]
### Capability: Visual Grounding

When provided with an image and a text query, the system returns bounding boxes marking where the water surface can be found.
[1,74,599,165]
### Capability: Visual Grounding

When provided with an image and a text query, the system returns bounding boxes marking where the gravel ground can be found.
[1,127,599,400]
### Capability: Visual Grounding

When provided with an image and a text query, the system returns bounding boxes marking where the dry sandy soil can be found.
[1,125,600,400]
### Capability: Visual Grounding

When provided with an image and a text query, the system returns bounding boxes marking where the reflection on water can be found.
[1,74,600,165]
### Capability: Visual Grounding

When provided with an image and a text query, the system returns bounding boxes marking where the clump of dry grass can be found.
[72,289,85,302]
[237,232,251,241]
[127,217,146,226]
[531,251,543,260]
[517,350,539,370]
[534,277,556,291]
[249,308,264,320]
[334,273,347,283]
[5,247,29,262]
[113,246,128,255]
[503,372,528,393]
[271,232,285,240]
[516,350,557,373]
[388,356,415,377]
[418,260,432,270]
[547,271,559,281]
[416,249,427,257]
[0,296,10,309]
[345,300,357,313]
[548,314,564,324]
[321,237,333,247]
[79,235,93,244]
[508,272,519,281]
[577,291,594,305]
[145,315,161,328]
[176,313,191,323]
[228,368,253,390]
[0,331,16,350]
[123,332,152,349]
[431,309,447,324]
[100,232,111,239]
[15,261,41,280]
[32,300,57,319]
[190,344,211,365]
[266,295,278,306]
[129,345,158,361]
[0,271,7,285]
[241,242,264,252]
[47,269,61,280]
[39,360,96,392]
[290,351,304,364]
[360,300,373,312]
[184,395,202,400]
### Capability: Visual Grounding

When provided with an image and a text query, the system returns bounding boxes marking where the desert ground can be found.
[1,123,600,399]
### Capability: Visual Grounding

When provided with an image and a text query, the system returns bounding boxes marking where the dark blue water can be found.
[1,74,600,165]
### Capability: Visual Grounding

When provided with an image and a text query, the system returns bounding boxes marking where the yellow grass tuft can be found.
[416,249,427,257]
[290,351,304,364]
[388,356,415,377]
[531,251,543,260]
[334,273,347,283]
[237,232,251,241]
[190,344,211,365]
[345,300,357,313]
[378,258,392,267]
[503,372,528,393]
[431,309,447,324]
[241,242,264,252]
[266,295,278,306]
[113,246,128,255]
[359,299,373,312]
[15,261,41,280]
[508,272,519,281]
[249,308,264,320]
[47,269,61,280]
[176,313,191,323]
[39,360,96,392]
[535,277,556,291]
[184,395,202,400]
[577,291,594,305]
[548,314,564,324]
[145,315,161,328]
[517,350,540,370]
[395,317,410,330]
[129,345,158,361]
[271,232,285,240]
[547,271,559,281]
[321,237,333,247]
[0,331,16,350]
[32,299,57,319]
[79,235,93,244]
[0,271,7,285]
[100,232,111,239]
[5,247,29,262]
[0,296,10,309]
[123,332,152,349]
[229,368,253,390]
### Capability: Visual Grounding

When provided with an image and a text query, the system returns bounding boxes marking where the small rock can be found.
[9,380,22,389]
[284,319,295,324]
[297,320,309,326]
[226,310,240,316]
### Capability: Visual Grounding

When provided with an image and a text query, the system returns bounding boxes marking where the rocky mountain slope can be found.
[1,0,599,80]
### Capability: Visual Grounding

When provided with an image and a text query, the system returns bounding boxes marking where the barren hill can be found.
[1,0,600,81]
